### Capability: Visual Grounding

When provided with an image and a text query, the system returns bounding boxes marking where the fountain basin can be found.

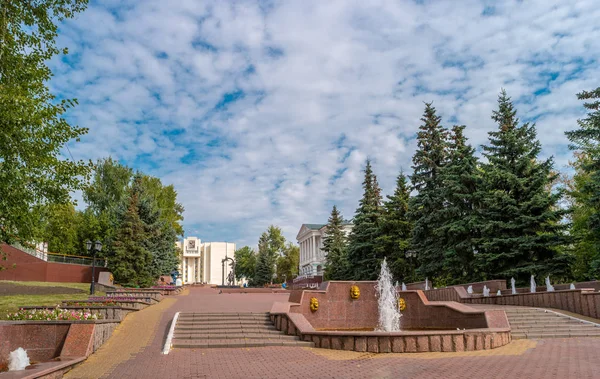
[271,281,511,353]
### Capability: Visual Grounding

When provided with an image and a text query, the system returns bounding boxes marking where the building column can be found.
[312,236,317,266]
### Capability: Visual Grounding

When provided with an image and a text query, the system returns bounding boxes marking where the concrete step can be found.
[175,328,281,335]
[509,319,584,325]
[173,333,300,340]
[175,325,277,331]
[512,331,600,339]
[511,325,598,332]
[172,338,314,349]
[507,315,565,320]
[176,322,274,328]
[179,312,269,318]
[178,317,271,323]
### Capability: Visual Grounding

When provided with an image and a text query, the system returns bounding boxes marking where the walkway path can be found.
[65,287,600,379]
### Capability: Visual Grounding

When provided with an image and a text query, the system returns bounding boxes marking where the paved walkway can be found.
[66,287,600,379]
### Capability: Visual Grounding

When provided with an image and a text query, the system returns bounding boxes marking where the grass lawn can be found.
[0,281,105,319]
[0,280,92,292]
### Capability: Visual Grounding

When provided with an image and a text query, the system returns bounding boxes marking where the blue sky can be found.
[51,0,599,247]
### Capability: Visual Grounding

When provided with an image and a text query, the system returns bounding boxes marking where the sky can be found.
[51,0,600,248]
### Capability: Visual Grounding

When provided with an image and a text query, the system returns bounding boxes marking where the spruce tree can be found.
[476,90,569,284]
[375,173,413,282]
[323,205,349,280]
[436,125,480,284]
[565,87,600,278]
[409,103,449,281]
[110,191,154,287]
[346,160,383,280]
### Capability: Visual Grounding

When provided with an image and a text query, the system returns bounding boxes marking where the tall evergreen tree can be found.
[565,87,600,278]
[375,173,413,282]
[346,160,383,280]
[323,205,349,280]
[476,90,569,284]
[409,103,449,281]
[110,191,153,287]
[253,225,285,286]
[436,125,480,284]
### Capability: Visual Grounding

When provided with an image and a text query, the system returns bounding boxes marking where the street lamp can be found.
[87,240,103,295]
[405,250,417,283]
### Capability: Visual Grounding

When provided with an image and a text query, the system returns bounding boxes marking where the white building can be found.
[296,223,353,276]
[176,237,236,285]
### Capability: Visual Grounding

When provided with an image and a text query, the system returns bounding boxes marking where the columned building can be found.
[296,223,353,276]
[175,237,236,285]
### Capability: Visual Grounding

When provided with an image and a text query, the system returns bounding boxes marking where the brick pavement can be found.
[65,287,600,379]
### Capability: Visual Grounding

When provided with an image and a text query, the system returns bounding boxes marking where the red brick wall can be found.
[289,282,496,330]
[0,244,107,283]
[465,289,600,320]
[0,323,70,366]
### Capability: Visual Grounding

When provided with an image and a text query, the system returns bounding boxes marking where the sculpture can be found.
[398,298,407,311]
[309,297,319,312]
[350,285,360,299]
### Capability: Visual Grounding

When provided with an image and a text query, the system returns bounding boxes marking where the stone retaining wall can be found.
[464,289,600,319]
[270,313,511,353]
[106,290,162,302]
[62,300,151,310]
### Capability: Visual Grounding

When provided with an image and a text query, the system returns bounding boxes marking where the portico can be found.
[296,222,353,276]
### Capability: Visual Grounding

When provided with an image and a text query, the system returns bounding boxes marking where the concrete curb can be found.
[162,312,180,355]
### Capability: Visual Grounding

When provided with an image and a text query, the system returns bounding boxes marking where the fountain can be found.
[375,258,401,332]
[401,282,407,291]
[530,275,536,293]
[511,277,516,295]
[482,285,490,297]
[545,276,555,292]
[467,285,473,294]
[8,348,30,371]
[425,278,429,291]
[570,283,576,290]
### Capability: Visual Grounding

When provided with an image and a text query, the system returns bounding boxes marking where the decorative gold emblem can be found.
[350,285,360,300]
[398,298,406,311]
[309,297,319,312]
[109,274,114,283]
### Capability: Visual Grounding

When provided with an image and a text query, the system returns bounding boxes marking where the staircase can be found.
[171,312,314,348]
[505,308,600,339]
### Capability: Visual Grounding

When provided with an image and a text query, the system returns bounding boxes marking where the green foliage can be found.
[409,103,449,281]
[84,157,133,215]
[346,160,384,280]
[39,203,79,255]
[0,0,92,252]
[476,90,570,285]
[253,225,286,286]
[234,246,257,281]
[323,205,349,280]
[565,87,600,279]
[375,173,414,283]
[436,126,480,284]
[276,243,299,283]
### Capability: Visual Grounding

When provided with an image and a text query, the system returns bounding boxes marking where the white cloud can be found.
[53,0,600,247]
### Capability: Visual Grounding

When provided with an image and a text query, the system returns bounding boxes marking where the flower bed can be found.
[6,308,102,321]
[64,301,117,307]
[152,285,177,289]
[89,296,151,302]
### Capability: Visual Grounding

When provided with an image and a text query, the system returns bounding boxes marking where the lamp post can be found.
[405,250,417,283]
[87,240,103,295]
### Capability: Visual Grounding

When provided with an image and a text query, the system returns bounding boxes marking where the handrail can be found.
[9,242,108,267]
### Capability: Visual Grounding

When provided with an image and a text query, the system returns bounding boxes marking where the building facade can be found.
[296,223,353,276]
[176,237,236,285]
